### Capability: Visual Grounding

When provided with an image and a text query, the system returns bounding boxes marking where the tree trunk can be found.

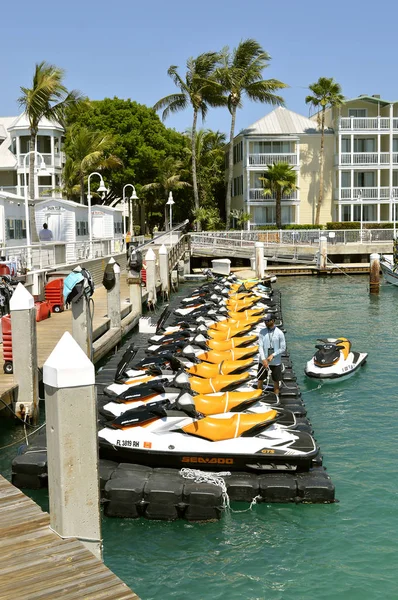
[29,135,35,200]
[315,107,326,225]
[225,106,237,230]
[191,110,201,232]
[80,172,85,204]
[276,188,282,229]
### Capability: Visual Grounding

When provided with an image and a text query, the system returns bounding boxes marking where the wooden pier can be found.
[0,475,139,599]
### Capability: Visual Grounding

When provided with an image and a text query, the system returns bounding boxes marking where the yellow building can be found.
[227,96,398,228]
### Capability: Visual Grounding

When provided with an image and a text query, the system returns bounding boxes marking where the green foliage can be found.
[194,206,224,230]
[284,224,322,230]
[260,162,298,229]
[327,222,395,230]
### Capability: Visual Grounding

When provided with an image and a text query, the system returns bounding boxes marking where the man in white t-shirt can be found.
[39,223,53,241]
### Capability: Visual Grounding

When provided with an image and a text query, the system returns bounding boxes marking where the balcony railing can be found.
[339,117,392,130]
[38,185,55,198]
[249,188,298,201]
[336,187,398,200]
[339,152,392,165]
[0,186,18,195]
[248,153,298,166]
[18,153,63,168]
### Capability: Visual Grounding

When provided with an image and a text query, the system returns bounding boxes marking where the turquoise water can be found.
[1,276,397,599]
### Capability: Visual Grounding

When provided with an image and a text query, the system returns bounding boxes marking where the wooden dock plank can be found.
[0,475,140,600]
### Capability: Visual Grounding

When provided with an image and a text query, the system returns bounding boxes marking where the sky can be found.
[2,0,398,137]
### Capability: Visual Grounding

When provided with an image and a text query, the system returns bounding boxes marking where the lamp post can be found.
[87,172,107,258]
[23,151,50,269]
[357,190,363,243]
[392,191,396,240]
[166,191,175,246]
[122,184,138,238]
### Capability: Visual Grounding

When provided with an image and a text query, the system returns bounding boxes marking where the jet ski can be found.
[98,393,319,472]
[305,337,368,379]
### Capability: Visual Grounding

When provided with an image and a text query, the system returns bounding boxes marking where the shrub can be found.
[284,224,323,230]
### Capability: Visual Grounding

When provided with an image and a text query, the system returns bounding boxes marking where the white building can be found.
[0,113,64,199]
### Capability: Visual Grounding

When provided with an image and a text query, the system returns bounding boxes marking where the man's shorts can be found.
[257,362,282,382]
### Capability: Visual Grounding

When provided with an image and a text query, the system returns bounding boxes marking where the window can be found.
[349,109,367,118]
[341,138,351,153]
[342,206,351,221]
[354,172,375,187]
[114,221,122,233]
[341,172,351,188]
[6,219,26,240]
[6,219,15,240]
[233,141,243,164]
[354,138,375,152]
[393,138,398,152]
[76,221,88,236]
[232,175,243,196]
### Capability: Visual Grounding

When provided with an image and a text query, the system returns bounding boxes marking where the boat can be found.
[380,254,398,286]
[304,337,367,379]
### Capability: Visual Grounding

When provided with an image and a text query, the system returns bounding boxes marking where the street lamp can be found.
[166,191,175,246]
[23,151,51,269]
[87,172,107,258]
[122,184,138,238]
[357,190,363,243]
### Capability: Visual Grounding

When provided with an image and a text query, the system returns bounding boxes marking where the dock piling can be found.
[106,257,121,329]
[369,253,380,294]
[159,244,170,298]
[145,248,157,307]
[10,283,39,423]
[255,242,265,278]
[43,332,102,560]
[72,293,92,357]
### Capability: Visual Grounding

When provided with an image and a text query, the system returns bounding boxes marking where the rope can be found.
[0,422,46,451]
[301,383,323,395]
[179,468,263,513]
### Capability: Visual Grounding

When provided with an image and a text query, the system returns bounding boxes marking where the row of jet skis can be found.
[98,274,321,473]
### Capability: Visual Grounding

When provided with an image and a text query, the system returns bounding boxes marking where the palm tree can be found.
[185,128,226,206]
[305,77,344,225]
[18,61,83,200]
[214,39,287,229]
[141,156,191,230]
[64,125,122,203]
[260,163,298,229]
[154,52,222,224]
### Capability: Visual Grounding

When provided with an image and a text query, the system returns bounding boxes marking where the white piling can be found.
[145,248,157,307]
[255,242,265,278]
[318,236,328,270]
[127,254,142,318]
[159,244,170,297]
[10,283,39,423]
[43,332,102,560]
[106,257,121,329]
[72,295,91,357]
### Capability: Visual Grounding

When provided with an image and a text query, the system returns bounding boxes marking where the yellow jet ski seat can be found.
[227,309,265,320]
[186,358,254,378]
[197,346,259,363]
[207,336,258,351]
[209,315,263,332]
[189,372,251,394]
[193,389,264,415]
[207,324,255,340]
[182,411,278,441]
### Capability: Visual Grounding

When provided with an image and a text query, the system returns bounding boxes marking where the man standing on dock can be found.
[39,223,53,241]
[258,313,286,399]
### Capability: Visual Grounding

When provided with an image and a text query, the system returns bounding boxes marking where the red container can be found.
[35,301,52,322]
[141,269,147,284]
[2,314,13,374]
[45,278,64,313]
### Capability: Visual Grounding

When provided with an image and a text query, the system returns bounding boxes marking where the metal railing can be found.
[249,189,298,201]
[248,153,298,166]
[339,117,391,130]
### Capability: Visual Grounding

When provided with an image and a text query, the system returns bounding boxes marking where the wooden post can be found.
[10,283,39,424]
[159,244,170,298]
[43,332,102,560]
[145,248,157,307]
[255,241,265,279]
[106,257,121,329]
[72,295,91,357]
[369,253,380,294]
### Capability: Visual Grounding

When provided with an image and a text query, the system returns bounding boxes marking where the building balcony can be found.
[17,152,65,169]
[248,188,298,201]
[248,153,298,167]
[337,152,398,166]
[335,187,398,200]
[339,117,398,131]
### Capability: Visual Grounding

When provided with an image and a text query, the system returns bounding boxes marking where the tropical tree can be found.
[154,52,223,223]
[193,206,223,231]
[305,77,344,225]
[230,209,251,230]
[18,61,83,200]
[260,162,298,229]
[214,39,287,229]
[184,128,226,217]
[63,125,122,203]
[141,156,191,230]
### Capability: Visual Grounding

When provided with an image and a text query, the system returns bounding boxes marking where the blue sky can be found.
[3,0,398,136]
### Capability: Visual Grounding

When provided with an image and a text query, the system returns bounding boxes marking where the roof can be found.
[0,190,26,202]
[8,113,64,132]
[241,107,328,136]
[36,198,88,210]
[0,117,18,169]
[345,95,393,107]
